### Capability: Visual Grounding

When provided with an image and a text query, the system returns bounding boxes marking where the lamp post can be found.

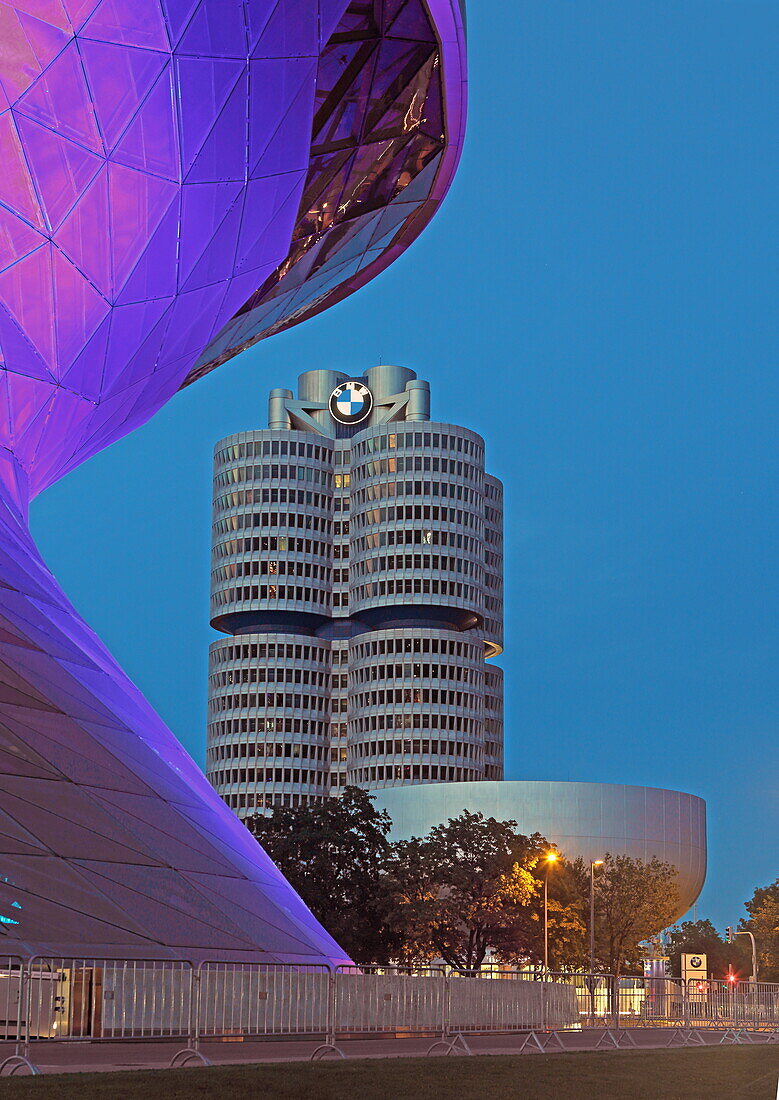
[587,859,604,1026]
[589,859,604,975]
[543,852,558,971]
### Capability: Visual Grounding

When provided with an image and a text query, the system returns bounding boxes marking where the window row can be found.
[215,464,331,489]
[209,718,329,737]
[216,438,332,464]
[213,560,331,584]
[354,553,481,578]
[351,431,483,460]
[208,741,328,762]
[352,504,481,531]
[352,480,480,508]
[212,584,328,606]
[352,578,481,605]
[351,687,480,709]
[350,662,481,687]
[227,792,327,813]
[352,738,483,760]
[214,511,329,535]
[354,764,481,784]
[214,488,330,512]
[210,668,329,690]
[355,528,480,554]
[211,641,329,665]
[209,693,330,713]
[214,535,330,561]
[352,712,479,733]
[351,635,480,660]
[353,455,481,482]
[212,767,328,787]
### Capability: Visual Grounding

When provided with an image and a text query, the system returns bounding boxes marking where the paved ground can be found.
[1,1027,776,1075]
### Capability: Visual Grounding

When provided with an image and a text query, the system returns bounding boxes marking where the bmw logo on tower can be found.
[329,380,373,425]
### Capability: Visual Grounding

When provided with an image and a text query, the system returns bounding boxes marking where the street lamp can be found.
[543,852,558,971]
[589,860,604,975]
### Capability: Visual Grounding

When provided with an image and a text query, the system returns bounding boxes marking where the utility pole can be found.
[726,925,758,983]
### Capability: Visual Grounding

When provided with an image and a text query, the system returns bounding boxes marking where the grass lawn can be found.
[1,1047,778,1100]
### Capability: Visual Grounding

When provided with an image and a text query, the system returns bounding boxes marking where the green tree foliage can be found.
[248,794,688,976]
[666,920,751,980]
[743,878,779,981]
[381,812,584,971]
[572,855,680,978]
[247,787,396,963]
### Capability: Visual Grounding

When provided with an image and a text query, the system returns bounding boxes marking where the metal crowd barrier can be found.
[196,962,330,1040]
[0,957,776,1075]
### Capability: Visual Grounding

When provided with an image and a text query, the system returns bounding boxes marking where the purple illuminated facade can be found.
[0,0,466,961]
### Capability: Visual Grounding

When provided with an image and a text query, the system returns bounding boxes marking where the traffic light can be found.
[725,926,733,943]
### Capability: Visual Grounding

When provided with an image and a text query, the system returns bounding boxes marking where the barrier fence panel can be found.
[632,977,685,1027]
[686,979,779,1030]
[0,958,24,1043]
[334,966,446,1037]
[448,974,535,1034]
[5,960,776,1055]
[196,963,331,1040]
[25,958,193,1041]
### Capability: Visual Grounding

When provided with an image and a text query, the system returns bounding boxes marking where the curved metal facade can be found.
[0,0,467,962]
[207,364,504,815]
[373,781,708,920]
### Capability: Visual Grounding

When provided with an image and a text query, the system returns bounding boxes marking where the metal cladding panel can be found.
[372,780,707,920]
[0,0,468,961]
[0,0,467,500]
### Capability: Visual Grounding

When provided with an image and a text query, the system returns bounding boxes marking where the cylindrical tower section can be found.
[346,627,485,789]
[483,474,504,657]
[405,379,431,422]
[211,430,334,634]
[364,364,416,414]
[268,388,293,429]
[348,422,486,631]
[206,633,331,817]
[298,369,347,430]
[484,664,504,780]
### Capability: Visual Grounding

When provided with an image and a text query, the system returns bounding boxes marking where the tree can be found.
[581,854,680,978]
[666,920,750,980]
[382,811,564,972]
[743,878,779,981]
[247,787,396,963]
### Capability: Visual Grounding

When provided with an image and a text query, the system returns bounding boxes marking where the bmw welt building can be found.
[207,366,706,919]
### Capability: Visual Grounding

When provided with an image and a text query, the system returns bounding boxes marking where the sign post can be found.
[682,953,707,982]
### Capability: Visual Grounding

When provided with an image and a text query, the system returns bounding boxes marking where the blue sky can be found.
[32,2,778,930]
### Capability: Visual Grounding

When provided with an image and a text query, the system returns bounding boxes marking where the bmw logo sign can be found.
[690,956,702,968]
[329,381,373,425]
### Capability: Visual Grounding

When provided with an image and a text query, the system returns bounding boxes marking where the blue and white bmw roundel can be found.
[329,381,373,425]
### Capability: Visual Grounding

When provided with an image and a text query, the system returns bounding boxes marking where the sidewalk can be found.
[2,1027,776,1076]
